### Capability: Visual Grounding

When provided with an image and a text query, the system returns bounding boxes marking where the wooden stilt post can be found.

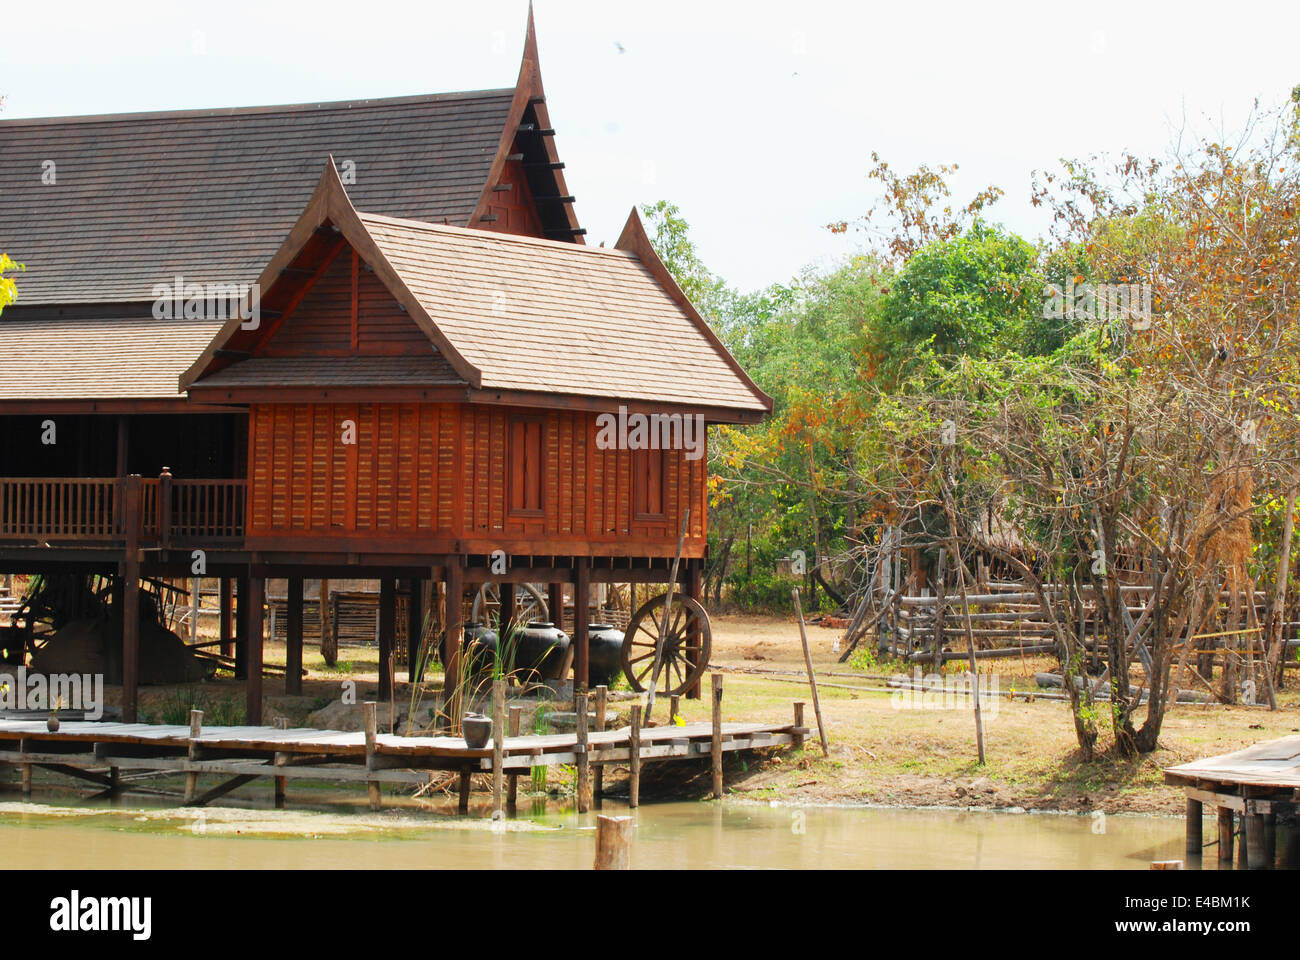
[711,673,724,799]
[445,561,465,723]
[184,709,202,802]
[189,576,200,643]
[1186,797,1203,856]
[506,705,522,808]
[406,578,423,683]
[363,701,381,811]
[1218,807,1235,864]
[120,474,142,723]
[594,685,607,802]
[219,578,234,659]
[378,578,396,704]
[574,559,591,692]
[286,577,303,696]
[318,578,335,666]
[492,679,505,820]
[792,702,806,750]
[500,582,516,636]
[629,704,642,809]
[576,688,591,813]
[685,559,704,700]
[669,694,681,726]
[246,575,265,725]
[20,761,32,797]
[273,717,288,809]
[234,574,250,679]
[594,815,634,870]
[548,583,564,633]
[1237,811,1250,868]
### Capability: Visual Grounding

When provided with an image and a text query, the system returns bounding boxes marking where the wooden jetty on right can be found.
[1165,736,1300,869]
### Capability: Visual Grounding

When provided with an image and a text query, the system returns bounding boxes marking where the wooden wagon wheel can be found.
[470,582,547,629]
[621,591,711,697]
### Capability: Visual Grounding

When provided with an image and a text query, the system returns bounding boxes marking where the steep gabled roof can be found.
[184,162,772,420]
[0,90,516,305]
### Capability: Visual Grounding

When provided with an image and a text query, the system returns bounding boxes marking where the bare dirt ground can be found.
[100,612,1300,815]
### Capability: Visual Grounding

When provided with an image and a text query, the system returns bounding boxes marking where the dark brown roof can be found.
[0,316,222,400]
[0,90,516,305]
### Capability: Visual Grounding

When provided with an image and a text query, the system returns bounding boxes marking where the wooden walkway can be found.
[1165,736,1300,869]
[0,709,808,813]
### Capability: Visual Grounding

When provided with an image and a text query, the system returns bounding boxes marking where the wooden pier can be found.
[0,696,808,815]
[1165,736,1300,869]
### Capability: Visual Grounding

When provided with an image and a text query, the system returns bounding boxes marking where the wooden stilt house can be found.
[0,10,771,722]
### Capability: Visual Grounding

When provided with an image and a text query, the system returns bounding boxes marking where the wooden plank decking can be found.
[0,714,807,812]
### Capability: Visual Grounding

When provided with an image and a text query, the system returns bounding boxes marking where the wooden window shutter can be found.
[508,415,546,517]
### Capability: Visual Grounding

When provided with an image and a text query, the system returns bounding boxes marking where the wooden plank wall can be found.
[246,403,707,555]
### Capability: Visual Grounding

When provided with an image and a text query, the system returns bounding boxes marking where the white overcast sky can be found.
[4,0,1298,291]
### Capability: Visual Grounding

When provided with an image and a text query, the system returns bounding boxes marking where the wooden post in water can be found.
[792,589,830,756]
[184,709,203,802]
[273,717,288,809]
[629,704,642,809]
[506,705,522,808]
[593,685,608,802]
[1218,807,1236,864]
[575,689,591,813]
[1186,797,1203,856]
[711,673,724,799]
[492,679,506,820]
[457,769,472,814]
[1246,810,1268,869]
[363,701,381,812]
[594,815,633,870]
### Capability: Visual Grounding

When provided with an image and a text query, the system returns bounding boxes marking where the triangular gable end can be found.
[180,160,484,392]
[615,207,774,414]
[467,3,585,243]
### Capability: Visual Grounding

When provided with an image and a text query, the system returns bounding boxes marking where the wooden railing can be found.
[0,474,245,546]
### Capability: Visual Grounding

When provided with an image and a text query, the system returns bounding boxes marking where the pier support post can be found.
[594,815,633,870]
[363,701,381,811]
[458,768,472,814]
[1218,807,1235,864]
[594,685,607,802]
[1246,807,1268,869]
[378,578,396,704]
[246,575,265,725]
[629,704,642,809]
[576,689,591,813]
[507,705,522,808]
[184,709,203,802]
[286,577,303,696]
[273,717,288,809]
[1186,797,1203,856]
[711,673,724,800]
[492,679,505,820]
[219,579,234,659]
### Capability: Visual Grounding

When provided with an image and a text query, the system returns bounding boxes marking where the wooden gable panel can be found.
[259,249,353,356]
[480,152,545,239]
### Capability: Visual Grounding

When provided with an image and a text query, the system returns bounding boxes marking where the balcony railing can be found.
[0,473,245,547]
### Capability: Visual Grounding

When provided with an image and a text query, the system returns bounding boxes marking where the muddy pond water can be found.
[0,785,1204,869]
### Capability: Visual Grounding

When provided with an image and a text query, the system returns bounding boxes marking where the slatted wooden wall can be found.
[246,402,707,555]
